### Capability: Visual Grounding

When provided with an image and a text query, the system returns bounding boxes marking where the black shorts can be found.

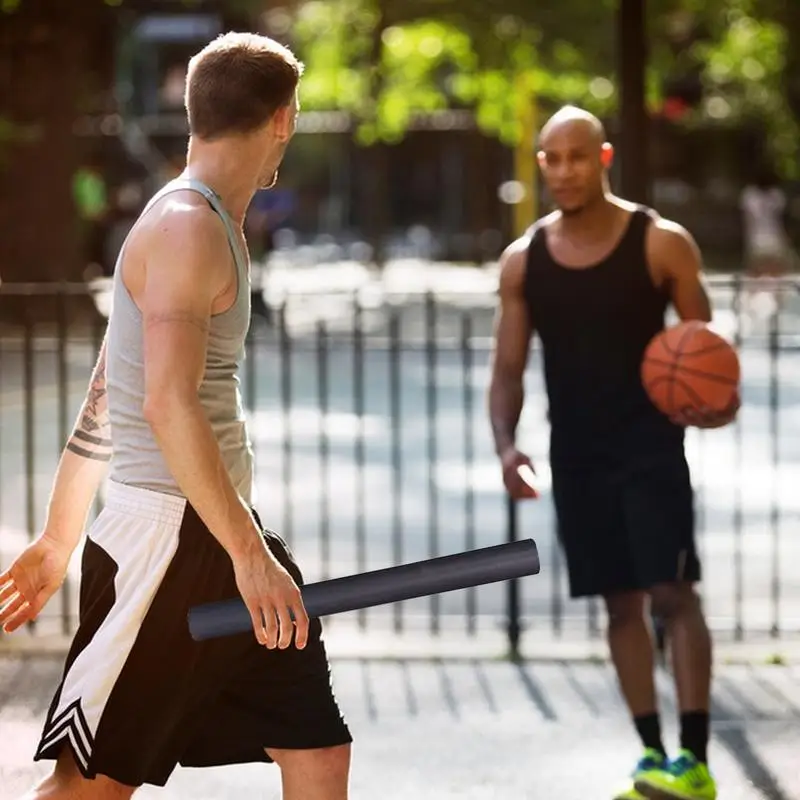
[551,450,701,599]
[34,481,351,788]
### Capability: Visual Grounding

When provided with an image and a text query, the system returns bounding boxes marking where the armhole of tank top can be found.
[113,180,246,318]
[200,196,246,319]
[523,223,545,273]
[159,179,247,317]
[636,207,669,296]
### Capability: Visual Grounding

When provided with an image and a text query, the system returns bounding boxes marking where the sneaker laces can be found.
[668,753,704,780]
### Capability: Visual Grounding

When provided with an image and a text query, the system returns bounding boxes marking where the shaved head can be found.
[536,105,612,215]
[539,105,606,149]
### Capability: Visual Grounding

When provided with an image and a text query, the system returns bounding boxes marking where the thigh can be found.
[37,490,349,789]
[551,465,637,598]
[621,451,700,588]
[180,526,351,769]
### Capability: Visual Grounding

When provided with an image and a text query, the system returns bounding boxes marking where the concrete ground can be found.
[1,653,799,800]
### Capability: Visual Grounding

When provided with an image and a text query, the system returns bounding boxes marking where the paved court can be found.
[1,654,799,799]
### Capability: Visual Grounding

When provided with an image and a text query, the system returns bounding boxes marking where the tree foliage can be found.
[3,0,798,176]
[290,0,800,176]
[293,0,618,146]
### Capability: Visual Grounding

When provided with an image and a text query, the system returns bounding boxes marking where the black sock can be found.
[680,711,710,764]
[634,713,666,756]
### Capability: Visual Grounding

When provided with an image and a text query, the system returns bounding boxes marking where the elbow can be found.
[142,386,197,429]
[489,364,522,394]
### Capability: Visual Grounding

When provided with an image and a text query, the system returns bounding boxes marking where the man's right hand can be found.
[500,447,539,500]
[0,534,73,633]
[231,533,310,650]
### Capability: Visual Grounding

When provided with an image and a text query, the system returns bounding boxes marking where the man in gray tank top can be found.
[1,32,352,799]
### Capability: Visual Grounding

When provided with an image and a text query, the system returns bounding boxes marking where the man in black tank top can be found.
[489,106,738,800]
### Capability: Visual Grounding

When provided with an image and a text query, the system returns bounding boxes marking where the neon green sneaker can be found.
[612,749,668,800]
[635,749,717,800]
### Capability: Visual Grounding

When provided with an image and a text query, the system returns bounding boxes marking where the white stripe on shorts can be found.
[39,480,187,765]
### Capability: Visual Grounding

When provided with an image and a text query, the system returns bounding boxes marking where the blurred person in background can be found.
[740,165,793,278]
[740,165,795,321]
[73,153,110,280]
[245,187,296,326]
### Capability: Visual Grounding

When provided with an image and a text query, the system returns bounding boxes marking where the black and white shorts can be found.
[34,480,352,788]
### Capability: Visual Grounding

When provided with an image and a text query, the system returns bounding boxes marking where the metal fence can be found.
[1,275,799,654]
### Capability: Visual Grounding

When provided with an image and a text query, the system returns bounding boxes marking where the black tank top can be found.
[523,206,684,467]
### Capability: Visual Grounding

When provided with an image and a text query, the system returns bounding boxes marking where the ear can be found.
[536,150,546,168]
[272,103,294,142]
[600,142,614,167]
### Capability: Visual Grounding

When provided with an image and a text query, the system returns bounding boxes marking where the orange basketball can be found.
[641,321,740,419]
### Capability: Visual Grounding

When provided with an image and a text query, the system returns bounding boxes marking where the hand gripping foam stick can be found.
[188,539,540,641]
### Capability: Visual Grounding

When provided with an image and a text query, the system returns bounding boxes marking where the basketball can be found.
[641,321,740,420]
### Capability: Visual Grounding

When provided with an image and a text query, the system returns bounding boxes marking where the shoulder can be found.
[644,215,702,275]
[498,212,559,274]
[137,192,232,286]
[646,215,699,251]
[147,193,230,257]
[497,228,536,295]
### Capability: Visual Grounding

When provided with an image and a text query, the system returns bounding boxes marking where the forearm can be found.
[44,345,111,552]
[489,374,524,455]
[144,396,258,560]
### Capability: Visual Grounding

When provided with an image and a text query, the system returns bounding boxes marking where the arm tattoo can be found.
[66,345,113,462]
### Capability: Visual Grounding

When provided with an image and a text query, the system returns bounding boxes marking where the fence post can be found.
[506,494,522,661]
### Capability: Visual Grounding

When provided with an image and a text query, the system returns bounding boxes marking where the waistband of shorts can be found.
[104,479,187,527]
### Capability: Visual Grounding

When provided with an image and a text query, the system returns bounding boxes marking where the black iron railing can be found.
[1,276,799,653]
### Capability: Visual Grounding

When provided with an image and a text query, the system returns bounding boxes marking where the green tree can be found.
[291,0,799,176]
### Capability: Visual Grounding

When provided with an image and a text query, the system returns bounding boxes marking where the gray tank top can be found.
[106,177,254,504]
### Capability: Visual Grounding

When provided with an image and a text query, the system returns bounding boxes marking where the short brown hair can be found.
[185,32,304,140]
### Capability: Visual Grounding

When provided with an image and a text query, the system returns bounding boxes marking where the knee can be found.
[604,591,647,628]
[649,583,700,621]
[30,748,135,799]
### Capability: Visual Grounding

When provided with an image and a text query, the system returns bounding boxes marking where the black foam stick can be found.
[188,539,540,641]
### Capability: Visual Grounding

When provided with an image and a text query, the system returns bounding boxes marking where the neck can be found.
[183,136,269,225]
[559,192,618,238]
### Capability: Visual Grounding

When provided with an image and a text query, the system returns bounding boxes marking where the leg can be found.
[649,582,712,763]
[622,455,717,799]
[550,465,666,798]
[20,749,135,800]
[268,744,351,800]
[179,525,352,780]
[605,591,665,756]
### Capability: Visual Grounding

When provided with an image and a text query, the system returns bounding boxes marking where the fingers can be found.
[291,597,310,650]
[0,577,18,606]
[248,604,268,647]
[275,602,295,650]
[517,463,539,497]
[253,603,307,650]
[505,466,539,500]
[1,594,32,633]
[262,602,280,649]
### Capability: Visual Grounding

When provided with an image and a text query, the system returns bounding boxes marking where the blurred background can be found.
[1,0,800,657]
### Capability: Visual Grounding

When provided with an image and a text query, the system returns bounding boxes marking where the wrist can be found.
[39,528,79,560]
[223,508,265,563]
[496,441,517,461]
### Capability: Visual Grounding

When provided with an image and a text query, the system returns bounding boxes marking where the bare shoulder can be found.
[120,192,235,321]
[146,193,231,270]
[646,215,702,271]
[497,219,549,295]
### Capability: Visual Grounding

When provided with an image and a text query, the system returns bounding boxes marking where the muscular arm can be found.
[648,219,712,322]
[140,205,261,561]
[43,334,113,554]
[488,240,534,456]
